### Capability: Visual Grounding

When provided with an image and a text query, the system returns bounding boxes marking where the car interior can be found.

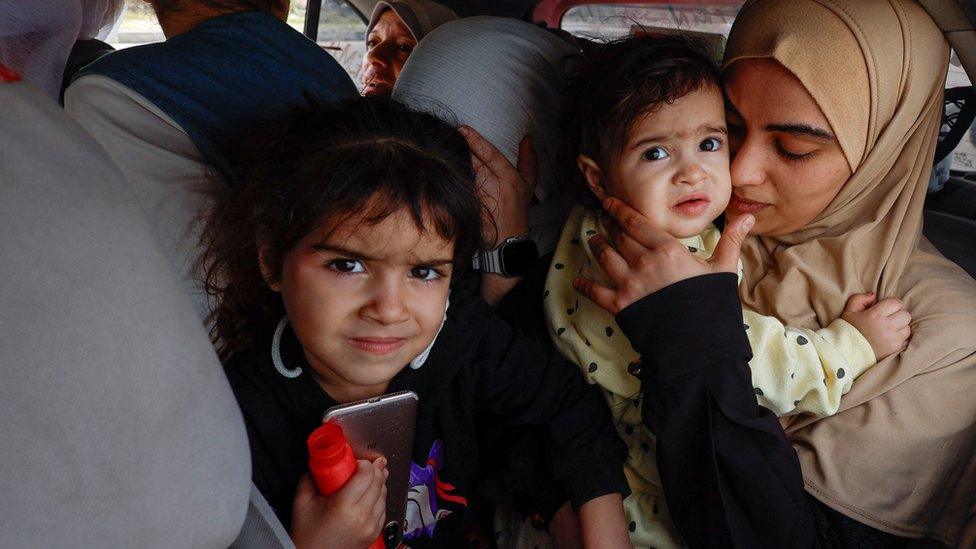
[2,1,975,547]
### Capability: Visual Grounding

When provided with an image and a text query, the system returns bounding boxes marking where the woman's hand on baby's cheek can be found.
[842,293,912,361]
[291,458,388,549]
[575,198,753,315]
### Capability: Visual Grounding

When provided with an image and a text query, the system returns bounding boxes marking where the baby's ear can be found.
[258,246,282,292]
[577,155,608,202]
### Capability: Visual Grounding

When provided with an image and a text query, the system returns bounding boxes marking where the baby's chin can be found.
[665,212,721,239]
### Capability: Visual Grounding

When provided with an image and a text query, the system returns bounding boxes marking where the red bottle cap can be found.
[0,64,21,83]
[307,422,357,496]
[307,423,387,549]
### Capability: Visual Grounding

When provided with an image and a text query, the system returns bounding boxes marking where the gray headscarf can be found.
[0,0,124,99]
[393,16,581,254]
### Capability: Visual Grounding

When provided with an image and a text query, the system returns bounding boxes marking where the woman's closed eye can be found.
[774,139,816,163]
[328,258,366,274]
[642,146,670,161]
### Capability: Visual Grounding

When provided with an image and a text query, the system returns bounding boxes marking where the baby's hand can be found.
[842,293,912,361]
[291,457,388,549]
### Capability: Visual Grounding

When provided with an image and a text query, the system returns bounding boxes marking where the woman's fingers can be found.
[588,234,630,281]
[708,213,754,274]
[517,135,538,194]
[573,277,619,315]
[602,197,673,250]
[459,125,513,179]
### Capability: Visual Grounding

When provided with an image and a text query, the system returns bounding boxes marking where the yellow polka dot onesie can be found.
[544,207,876,548]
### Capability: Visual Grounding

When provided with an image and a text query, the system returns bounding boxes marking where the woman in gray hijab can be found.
[361,0,457,96]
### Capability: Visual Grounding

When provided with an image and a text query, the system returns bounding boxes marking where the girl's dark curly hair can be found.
[199,96,487,360]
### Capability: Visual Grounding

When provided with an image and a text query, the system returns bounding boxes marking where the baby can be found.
[547,34,912,548]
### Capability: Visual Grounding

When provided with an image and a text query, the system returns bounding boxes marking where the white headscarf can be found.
[0,0,124,100]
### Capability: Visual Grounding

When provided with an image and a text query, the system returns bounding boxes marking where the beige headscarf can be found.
[725,0,976,543]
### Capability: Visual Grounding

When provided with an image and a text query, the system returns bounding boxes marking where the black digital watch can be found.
[472,236,538,277]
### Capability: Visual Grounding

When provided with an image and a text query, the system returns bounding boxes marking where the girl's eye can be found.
[774,140,815,163]
[642,146,669,161]
[328,259,365,274]
[700,137,723,152]
[409,266,442,281]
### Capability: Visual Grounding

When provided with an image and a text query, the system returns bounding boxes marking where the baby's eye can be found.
[328,259,365,274]
[700,137,723,152]
[410,266,442,281]
[642,146,669,161]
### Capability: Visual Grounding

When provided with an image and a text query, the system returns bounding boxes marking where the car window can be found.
[107,0,164,49]
[310,0,367,87]
[561,3,741,41]
[947,50,975,173]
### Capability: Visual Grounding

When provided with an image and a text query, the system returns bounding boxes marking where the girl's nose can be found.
[362,278,410,325]
[673,159,708,186]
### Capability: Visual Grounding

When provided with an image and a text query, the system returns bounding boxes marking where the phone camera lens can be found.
[383,521,402,547]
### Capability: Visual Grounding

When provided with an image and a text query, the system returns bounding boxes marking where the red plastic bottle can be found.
[307,422,385,549]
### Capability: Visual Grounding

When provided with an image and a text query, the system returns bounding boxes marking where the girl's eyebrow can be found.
[312,243,377,261]
[312,243,453,266]
[630,125,727,149]
[421,257,455,267]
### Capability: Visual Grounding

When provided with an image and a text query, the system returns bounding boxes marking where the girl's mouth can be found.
[671,193,711,217]
[349,337,407,355]
[728,194,770,214]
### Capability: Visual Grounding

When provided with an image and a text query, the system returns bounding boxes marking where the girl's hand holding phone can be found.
[291,458,389,549]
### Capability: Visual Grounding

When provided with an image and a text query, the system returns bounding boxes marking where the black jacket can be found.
[498,259,899,547]
[223,278,629,548]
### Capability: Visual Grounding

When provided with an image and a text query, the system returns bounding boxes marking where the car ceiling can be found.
[343,0,976,82]
[346,0,539,20]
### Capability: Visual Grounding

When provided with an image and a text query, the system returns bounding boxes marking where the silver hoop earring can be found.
[271,316,302,379]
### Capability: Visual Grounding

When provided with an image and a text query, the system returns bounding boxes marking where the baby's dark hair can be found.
[199,96,486,360]
[560,33,721,206]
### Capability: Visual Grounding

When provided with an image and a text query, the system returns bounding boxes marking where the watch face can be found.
[500,240,538,276]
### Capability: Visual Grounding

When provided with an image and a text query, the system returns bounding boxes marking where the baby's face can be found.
[602,84,731,238]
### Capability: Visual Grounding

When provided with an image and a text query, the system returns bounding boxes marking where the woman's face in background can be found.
[361,9,416,97]
[723,58,852,236]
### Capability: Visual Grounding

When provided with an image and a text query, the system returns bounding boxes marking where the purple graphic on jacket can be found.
[403,440,467,541]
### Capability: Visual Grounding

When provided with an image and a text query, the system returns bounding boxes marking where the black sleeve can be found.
[495,252,553,341]
[616,273,816,548]
[470,308,630,511]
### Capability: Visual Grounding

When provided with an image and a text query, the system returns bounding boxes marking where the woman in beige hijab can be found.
[574,0,976,545]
